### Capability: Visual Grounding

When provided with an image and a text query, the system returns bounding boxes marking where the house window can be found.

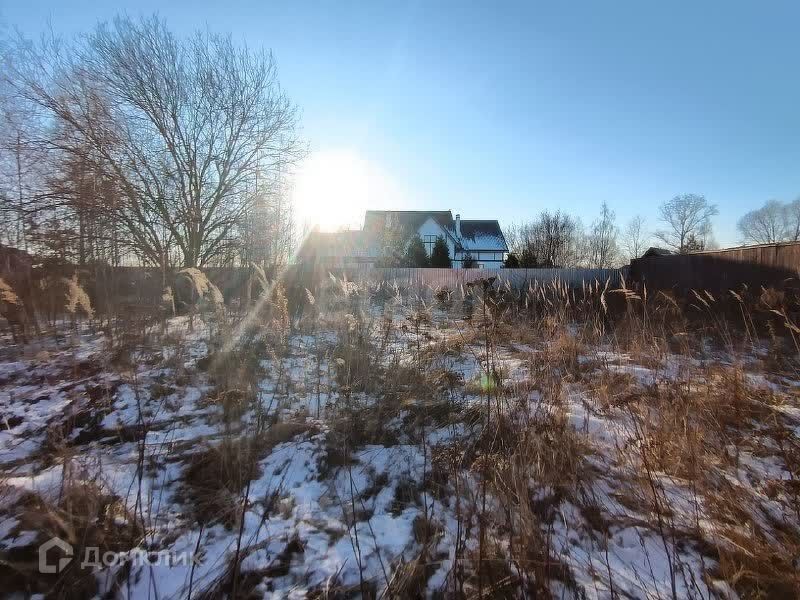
[423,235,437,255]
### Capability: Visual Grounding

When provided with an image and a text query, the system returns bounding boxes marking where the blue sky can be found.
[3,1,799,244]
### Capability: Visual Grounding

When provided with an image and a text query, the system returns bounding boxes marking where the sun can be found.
[292,149,403,232]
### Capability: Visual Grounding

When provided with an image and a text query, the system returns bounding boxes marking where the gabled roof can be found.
[363,210,454,233]
[363,211,508,252]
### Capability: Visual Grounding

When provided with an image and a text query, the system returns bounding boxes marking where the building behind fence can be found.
[630,241,800,292]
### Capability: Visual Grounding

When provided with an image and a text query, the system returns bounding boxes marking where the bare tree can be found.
[736,199,788,244]
[31,123,123,265]
[786,198,800,242]
[237,170,295,271]
[621,215,648,260]
[655,194,717,253]
[503,221,539,267]
[533,211,587,267]
[507,211,587,267]
[0,54,47,250]
[8,16,303,268]
[587,202,619,268]
[502,222,522,258]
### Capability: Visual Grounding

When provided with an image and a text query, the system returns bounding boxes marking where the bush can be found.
[174,267,224,313]
[503,253,520,268]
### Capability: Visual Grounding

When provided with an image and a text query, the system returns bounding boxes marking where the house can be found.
[297,210,508,268]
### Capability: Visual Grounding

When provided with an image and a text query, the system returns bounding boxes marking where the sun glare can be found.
[292,149,403,232]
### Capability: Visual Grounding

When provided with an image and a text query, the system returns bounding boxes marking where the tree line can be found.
[0,16,303,271]
[1,15,797,272]
[502,193,719,269]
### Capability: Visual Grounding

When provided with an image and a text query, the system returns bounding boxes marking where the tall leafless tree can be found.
[31,122,123,265]
[655,194,717,253]
[8,16,303,268]
[507,211,587,267]
[786,198,800,242]
[236,170,295,271]
[736,199,789,244]
[621,215,648,260]
[587,202,619,268]
[0,52,47,250]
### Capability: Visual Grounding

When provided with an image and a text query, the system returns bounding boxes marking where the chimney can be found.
[455,214,461,238]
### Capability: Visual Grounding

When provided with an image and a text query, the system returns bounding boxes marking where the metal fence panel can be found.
[330,267,624,290]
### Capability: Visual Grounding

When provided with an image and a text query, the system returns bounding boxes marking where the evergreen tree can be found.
[503,253,520,268]
[519,248,539,267]
[404,236,429,267]
[682,233,705,253]
[461,253,477,268]
[430,236,452,267]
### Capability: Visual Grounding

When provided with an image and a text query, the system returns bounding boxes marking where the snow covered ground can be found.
[1,300,799,599]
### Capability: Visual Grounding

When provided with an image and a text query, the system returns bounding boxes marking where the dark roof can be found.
[363,210,454,233]
[363,211,508,251]
[459,220,504,241]
[641,247,676,258]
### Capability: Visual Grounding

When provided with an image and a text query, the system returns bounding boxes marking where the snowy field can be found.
[1,284,799,599]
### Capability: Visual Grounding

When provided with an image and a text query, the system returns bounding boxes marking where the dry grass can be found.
[181,421,317,527]
[5,270,800,598]
[176,268,224,308]
[624,364,784,480]
[0,479,140,599]
[63,275,94,318]
[0,277,22,308]
[704,478,800,598]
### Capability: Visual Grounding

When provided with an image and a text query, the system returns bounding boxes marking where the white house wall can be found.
[452,251,504,268]
[416,217,457,261]
[416,217,504,268]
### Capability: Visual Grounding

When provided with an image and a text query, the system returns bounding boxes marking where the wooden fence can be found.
[630,242,800,291]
